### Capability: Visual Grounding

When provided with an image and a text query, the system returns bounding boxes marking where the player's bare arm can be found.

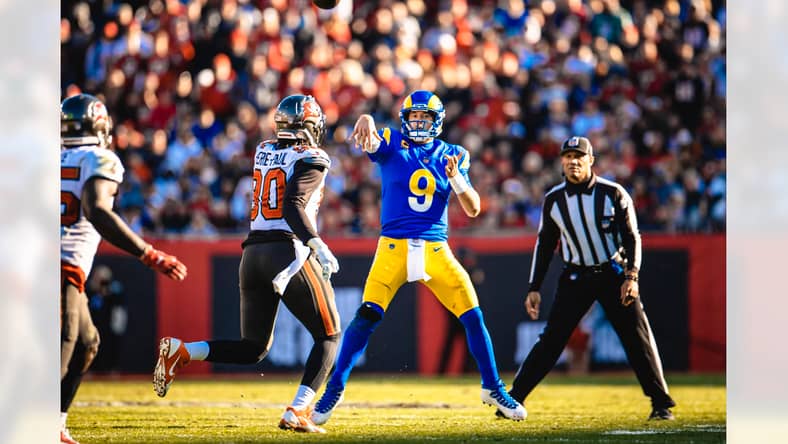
[444,154,480,217]
[351,114,381,153]
[82,177,187,281]
[82,177,148,257]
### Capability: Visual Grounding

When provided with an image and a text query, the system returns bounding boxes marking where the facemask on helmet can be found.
[61,94,113,148]
[399,90,445,143]
[274,94,326,147]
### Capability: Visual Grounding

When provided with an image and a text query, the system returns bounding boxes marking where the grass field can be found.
[69,373,725,443]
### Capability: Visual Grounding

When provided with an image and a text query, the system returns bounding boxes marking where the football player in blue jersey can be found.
[312,90,526,425]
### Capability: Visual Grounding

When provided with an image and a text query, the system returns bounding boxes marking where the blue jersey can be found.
[368,128,472,241]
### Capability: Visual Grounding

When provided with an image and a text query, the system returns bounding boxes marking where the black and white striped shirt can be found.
[528,174,641,291]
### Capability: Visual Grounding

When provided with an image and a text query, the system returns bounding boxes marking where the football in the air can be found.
[313,0,340,9]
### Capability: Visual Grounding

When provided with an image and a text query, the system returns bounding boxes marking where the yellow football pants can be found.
[362,236,479,317]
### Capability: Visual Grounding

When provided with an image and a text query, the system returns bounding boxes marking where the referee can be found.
[506,136,676,420]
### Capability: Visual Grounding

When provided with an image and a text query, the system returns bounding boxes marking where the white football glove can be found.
[307,237,340,281]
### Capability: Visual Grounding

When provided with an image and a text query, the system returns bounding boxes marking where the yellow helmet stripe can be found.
[427,94,441,110]
[403,94,413,109]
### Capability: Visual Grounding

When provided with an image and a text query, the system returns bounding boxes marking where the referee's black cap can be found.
[561,136,593,156]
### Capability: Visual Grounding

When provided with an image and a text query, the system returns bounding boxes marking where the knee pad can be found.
[356,302,384,323]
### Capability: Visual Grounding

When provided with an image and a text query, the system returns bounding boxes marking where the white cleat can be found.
[311,389,344,425]
[482,385,527,421]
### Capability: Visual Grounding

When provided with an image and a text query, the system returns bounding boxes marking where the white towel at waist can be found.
[272,239,312,295]
[406,238,431,282]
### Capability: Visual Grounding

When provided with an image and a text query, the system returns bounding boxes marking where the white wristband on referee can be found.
[449,174,470,195]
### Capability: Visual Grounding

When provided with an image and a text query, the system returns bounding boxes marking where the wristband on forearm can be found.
[367,135,381,153]
[449,174,470,194]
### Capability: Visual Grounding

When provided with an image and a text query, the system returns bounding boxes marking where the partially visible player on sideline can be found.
[60,94,187,444]
[311,90,526,426]
[153,94,341,434]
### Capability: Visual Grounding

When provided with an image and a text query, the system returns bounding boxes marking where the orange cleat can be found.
[60,427,80,444]
[153,337,191,397]
[279,405,326,433]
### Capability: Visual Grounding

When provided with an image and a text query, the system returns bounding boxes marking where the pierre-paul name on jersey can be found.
[255,150,288,167]
[60,145,125,277]
[249,141,330,233]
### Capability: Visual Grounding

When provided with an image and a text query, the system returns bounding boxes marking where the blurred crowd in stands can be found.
[61,0,726,237]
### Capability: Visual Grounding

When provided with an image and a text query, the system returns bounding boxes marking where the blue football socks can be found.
[326,302,384,389]
[460,307,502,389]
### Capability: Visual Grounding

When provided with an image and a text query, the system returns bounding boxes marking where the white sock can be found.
[291,385,316,409]
[184,341,209,361]
[60,412,67,428]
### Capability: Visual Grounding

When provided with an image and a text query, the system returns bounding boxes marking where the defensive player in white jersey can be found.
[60,94,187,444]
[153,94,340,433]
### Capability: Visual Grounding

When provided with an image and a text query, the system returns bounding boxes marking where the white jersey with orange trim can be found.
[249,141,330,233]
[60,145,125,277]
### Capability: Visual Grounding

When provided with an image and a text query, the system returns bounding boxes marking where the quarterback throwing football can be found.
[312,90,526,426]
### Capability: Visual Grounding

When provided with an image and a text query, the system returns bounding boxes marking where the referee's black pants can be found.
[510,264,675,409]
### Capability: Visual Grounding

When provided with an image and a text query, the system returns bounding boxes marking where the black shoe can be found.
[648,407,675,420]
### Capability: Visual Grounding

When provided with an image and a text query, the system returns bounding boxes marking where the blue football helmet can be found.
[399,90,445,143]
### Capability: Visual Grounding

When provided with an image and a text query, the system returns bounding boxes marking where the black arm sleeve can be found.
[614,187,642,273]
[282,161,326,244]
[528,195,561,292]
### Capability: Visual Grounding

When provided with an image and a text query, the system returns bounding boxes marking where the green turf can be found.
[69,373,725,443]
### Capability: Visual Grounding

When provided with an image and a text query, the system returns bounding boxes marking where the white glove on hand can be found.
[307,237,340,281]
